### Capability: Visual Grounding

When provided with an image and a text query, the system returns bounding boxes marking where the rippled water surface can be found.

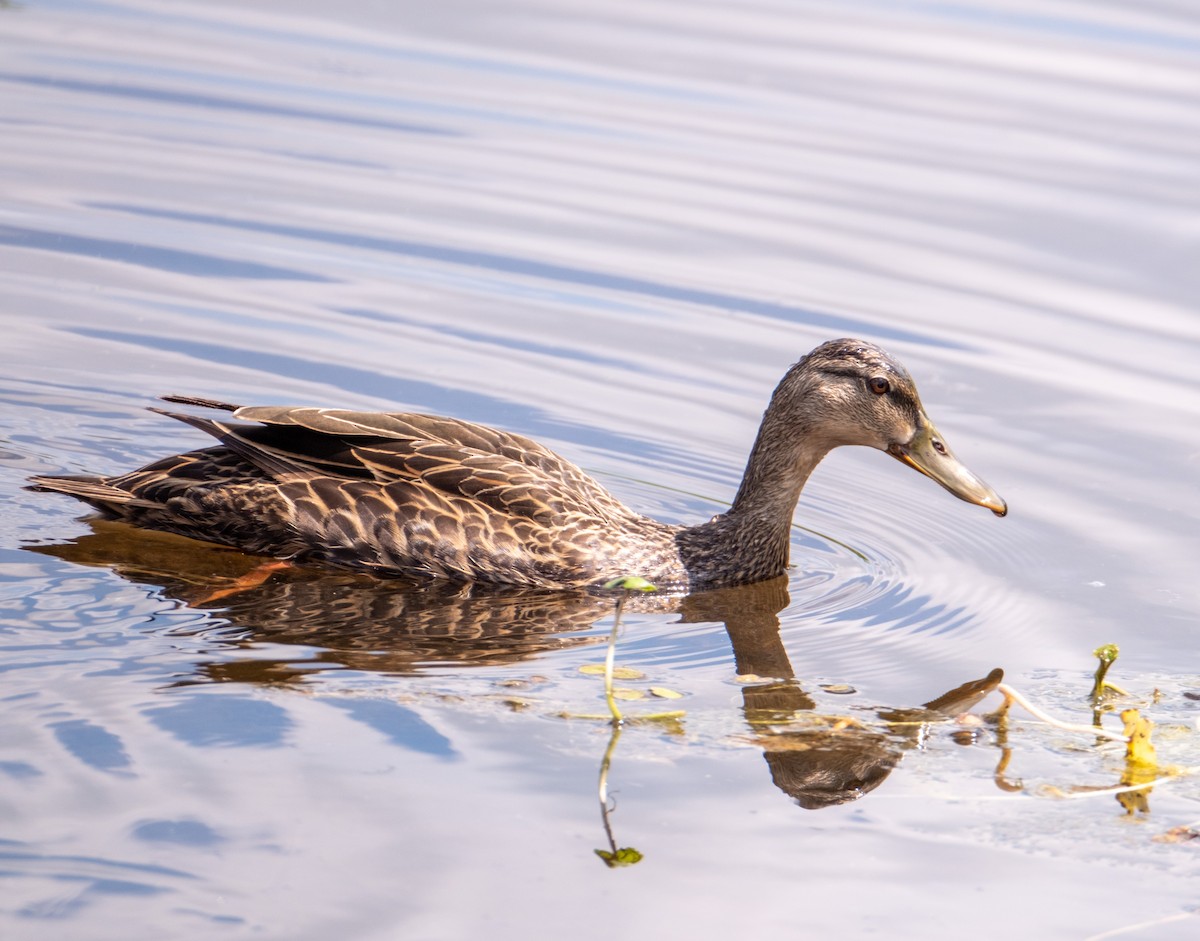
[2,1,1199,938]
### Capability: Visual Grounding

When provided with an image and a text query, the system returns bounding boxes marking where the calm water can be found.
[2,1,1199,938]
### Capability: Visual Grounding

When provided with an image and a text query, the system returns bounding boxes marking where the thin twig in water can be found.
[996,684,1128,743]
[1039,777,1180,801]
[1082,909,1197,941]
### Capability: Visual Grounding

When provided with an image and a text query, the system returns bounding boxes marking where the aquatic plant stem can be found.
[604,598,625,724]
[1082,909,1198,941]
[995,684,1128,743]
[597,722,621,853]
[1038,776,1182,802]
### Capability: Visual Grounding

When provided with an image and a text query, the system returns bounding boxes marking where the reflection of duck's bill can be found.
[887,422,1008,518]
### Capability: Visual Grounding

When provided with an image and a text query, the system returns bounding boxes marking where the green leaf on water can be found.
[648,686,683,699]
[602,576,658,592]
[636,712,686,731]
[595,847,644,868]
[580,664,645,680]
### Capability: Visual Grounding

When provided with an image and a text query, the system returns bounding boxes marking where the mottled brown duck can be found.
[30,338,1006,591]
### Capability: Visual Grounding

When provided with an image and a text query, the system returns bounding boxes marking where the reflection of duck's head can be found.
[762,731,900,810]
[756,668,1004,810]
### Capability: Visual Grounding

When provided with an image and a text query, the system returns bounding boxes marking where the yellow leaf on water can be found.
[579,664,645,680]
[649,687,683,699]
[611,687,644,701]
[1117,707,1159,815]
[1121,708,1157,768]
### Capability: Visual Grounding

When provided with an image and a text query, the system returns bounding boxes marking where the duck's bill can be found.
[887,423,1007,517]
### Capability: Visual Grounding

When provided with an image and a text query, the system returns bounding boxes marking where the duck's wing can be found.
[154,397,636,525]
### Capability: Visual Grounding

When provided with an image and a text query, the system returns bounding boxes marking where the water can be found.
[2,0,1199,938]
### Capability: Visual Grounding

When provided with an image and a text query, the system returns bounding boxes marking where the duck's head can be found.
[779,338,1007,516]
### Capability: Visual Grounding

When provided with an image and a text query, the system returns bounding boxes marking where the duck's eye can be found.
[868,377,890,395]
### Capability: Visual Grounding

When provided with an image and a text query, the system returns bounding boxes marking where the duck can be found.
[29,338,1006,591]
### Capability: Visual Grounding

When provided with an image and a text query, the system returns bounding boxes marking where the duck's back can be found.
[30,399,686,589]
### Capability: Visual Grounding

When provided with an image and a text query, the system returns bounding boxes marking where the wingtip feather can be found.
[159,395,242,411]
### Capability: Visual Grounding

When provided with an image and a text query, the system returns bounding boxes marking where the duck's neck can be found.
[679,411,833,586]
[728,411,829,534]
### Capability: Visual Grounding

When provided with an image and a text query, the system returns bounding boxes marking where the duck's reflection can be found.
[677,579,1002,808]
[33,519,617,678]
[32,518,1002,809]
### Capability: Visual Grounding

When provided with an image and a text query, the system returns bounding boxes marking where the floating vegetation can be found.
[564,577,687,725]
[600,576,658,593]
[990,683,1128,743]
[987,643,1196,816]
[578,577,696,867]
[1109,708,1160,815]
[595,847,644,867]
[1122,708,1157,768]
[580,664,645,680]
[1090,643,1125,701]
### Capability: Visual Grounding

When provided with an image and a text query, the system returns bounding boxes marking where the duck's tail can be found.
[26,474,158,511]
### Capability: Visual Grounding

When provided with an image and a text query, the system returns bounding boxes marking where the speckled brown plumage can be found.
[29,339,1006,590]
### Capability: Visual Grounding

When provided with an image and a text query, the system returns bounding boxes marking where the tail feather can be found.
[146,408,303,481]
[27,475,159,509]
[146,406,231,437]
